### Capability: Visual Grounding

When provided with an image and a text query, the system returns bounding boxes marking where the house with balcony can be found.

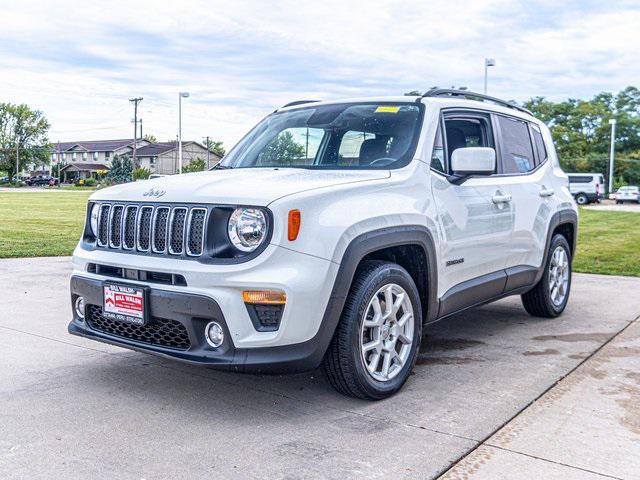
[53,139,149,182]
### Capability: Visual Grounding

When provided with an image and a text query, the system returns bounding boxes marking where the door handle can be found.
[492,193,512,204]
[540,187,555,197]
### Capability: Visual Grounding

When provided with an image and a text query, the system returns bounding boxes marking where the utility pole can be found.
[129,97,143,164]
[178,92,189,174]
[15,138,19,179]
[484,58,496,95]
[204,136,211,168]
[139,118,143,140]
[608,119,617,194]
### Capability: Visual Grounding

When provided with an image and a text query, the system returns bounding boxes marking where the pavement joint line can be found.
[0,321,490,443]
[483,444,625,480]
[143,357,480,442]
[435,312,640,480]
[0,323,463,438]
[0,324,127,357]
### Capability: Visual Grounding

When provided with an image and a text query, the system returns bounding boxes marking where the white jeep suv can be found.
[69,89,578,400]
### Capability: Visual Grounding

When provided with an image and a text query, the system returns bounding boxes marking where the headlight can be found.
[227,208,267,252]
[89,203,100,236]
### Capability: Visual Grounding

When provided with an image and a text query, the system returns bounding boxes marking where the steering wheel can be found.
[368,157,396,167]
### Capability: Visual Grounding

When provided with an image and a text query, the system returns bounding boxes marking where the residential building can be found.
[136,141,221,174]
[52,139,149,182]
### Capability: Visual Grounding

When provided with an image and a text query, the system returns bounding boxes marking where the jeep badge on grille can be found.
[143,187,166,198]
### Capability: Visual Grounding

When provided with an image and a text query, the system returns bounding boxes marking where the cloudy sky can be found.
[0,0,638,148]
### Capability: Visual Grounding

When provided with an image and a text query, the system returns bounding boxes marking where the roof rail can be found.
[421,88,532,115]
[280,100,321,109]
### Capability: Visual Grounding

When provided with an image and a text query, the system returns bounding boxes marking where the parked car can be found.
[567,173,604,205]
[615,186,640,204]
[68,89,578,399]
[26,175,59,186]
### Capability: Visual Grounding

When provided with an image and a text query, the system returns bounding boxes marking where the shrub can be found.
[83,178,96,187]
[182,157,206,173]
[132,167,151,181]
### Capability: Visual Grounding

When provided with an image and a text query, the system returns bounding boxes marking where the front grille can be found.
[94,203,208,258]
[86,304,191,350]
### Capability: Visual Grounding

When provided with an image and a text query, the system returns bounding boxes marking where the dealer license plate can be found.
[103,283,147,325]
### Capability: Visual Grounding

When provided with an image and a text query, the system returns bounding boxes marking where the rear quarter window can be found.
[497,115,535,174]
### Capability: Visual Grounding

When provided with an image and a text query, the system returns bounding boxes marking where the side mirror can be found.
[449,147,496,184]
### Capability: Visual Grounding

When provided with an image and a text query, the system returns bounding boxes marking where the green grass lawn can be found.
[573,208,640,277]
[0,191,91,257]
[0,192,639,277]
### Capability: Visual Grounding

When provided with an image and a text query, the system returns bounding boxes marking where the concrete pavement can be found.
[1,257,639,479]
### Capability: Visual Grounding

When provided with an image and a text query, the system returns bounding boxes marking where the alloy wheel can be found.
[359,283,414,382]
[549,246,570,307]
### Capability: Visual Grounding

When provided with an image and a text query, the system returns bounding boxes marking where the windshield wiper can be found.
[211,163,233,170]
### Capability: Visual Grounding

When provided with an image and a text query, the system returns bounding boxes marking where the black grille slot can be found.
[87,304,191,350]
[109,206,124,247]
[153,207,170,252]
[169,208,187,254]
[98,205,111,246]
[123,206,138,249]
[187,209,206,256]
[137,207,153,251]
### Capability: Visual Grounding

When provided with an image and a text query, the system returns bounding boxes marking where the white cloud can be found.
[0,0,637,147]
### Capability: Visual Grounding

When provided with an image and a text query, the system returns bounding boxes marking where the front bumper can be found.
[69,276,330,373]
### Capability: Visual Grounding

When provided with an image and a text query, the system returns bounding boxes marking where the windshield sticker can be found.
[375,106,400,113]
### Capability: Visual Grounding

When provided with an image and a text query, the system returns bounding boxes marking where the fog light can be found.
[205,321,224,348]
[75,296,86,320]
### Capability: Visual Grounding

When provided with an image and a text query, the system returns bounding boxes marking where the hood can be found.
[90,168,390,205]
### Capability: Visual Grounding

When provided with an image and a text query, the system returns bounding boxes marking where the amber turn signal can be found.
[242,290,287,305]
[288,209,301,241]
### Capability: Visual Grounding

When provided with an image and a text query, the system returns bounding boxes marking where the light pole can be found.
[178,92,190,174]
[608,118,617,194]
[484,58,496,95]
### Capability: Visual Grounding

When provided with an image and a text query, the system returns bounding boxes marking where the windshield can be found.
[619,186,638,192]
[218,103,423,170]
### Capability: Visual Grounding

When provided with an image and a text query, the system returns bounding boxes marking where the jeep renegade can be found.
[68,89,578,400]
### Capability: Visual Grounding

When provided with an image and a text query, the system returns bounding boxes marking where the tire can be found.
[522,234,572,318]
[323,260,422,400]
[616,200,622,205]
[575,193,588,205]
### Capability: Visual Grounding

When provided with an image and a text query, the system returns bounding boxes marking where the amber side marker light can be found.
[242,290,287,305]
[288,209,301,241]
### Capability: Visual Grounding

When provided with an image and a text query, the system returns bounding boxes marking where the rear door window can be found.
[497,116,536,174]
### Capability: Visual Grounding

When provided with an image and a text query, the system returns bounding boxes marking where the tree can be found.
[0,103,50,178]
[205,139,225,157]
[257,131,305,166]
[524,86,640,186]
[182,157,206,173]
[107,154,133,183]
[143,134,157,143]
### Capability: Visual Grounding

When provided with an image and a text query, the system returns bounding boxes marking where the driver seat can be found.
[359,138,388,166]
